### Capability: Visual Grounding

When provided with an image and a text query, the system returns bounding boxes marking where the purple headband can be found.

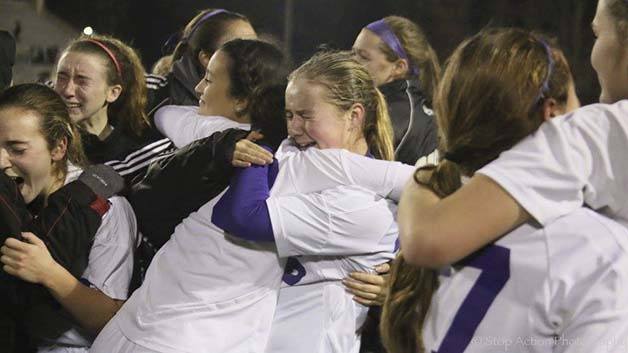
[182,9,232,42]
[534,39,555,105]
[365,19,418,76]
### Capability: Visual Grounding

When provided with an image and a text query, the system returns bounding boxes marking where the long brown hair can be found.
[63,34,149,139]
[289,51,395,160]
[375,16,441,102]
[381,28,575,353]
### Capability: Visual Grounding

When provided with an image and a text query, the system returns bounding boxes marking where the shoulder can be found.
[155,104,197,117]
[548,100,628,132]
[544,208,628,266]
[98,196,137,242]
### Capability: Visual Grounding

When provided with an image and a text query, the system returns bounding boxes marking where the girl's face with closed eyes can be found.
[284,78,362,151]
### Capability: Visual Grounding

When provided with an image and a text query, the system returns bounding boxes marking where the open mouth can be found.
[289,137,317,150]
[7,175,25,187]
[66,102,81,109]
[296,142,317,150]
[13,176,24,187]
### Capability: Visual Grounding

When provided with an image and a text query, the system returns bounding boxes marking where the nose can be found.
[0,148,11,170]
[287,115,304,137]
[56,79,75,98]
[194,79,206,96]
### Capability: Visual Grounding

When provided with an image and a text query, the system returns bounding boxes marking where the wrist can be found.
[43,261,74,293]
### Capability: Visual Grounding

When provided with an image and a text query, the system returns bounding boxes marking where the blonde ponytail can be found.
[368,88,395,161]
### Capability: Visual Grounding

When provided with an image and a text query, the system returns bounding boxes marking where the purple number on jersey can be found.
[282,257,307,285]
[432,245,510,353]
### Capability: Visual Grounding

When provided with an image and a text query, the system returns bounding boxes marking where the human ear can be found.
[392,58,409,79]
[349,103,366,129]
[50,137,68,162]
[106,84,122,103]
[234,97,249,116]
[198,50,211,69]
[541,98,560,121]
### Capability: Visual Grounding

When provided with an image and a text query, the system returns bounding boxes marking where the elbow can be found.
[85,322,105,336]
[83,315,111,336]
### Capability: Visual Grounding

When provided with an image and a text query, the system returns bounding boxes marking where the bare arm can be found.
[398,174,529,268]
[1,233,123,334]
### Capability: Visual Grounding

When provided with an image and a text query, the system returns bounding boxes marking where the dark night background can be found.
[45,0,600,104]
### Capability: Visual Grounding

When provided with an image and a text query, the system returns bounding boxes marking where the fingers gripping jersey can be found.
[424,208,628,353]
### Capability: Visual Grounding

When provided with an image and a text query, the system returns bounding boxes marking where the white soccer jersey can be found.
[154,105,250,148]
[38,166,138,353]
[478,100,628,227]
[264,146,414,353]
[423,208,628,353]
[92,144,412,353]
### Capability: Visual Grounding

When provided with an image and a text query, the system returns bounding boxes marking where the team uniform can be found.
[262,143,412,353]
[423,207,628,353]
[37,165,138,353]
[478,100,628,227]
[90,139,413,353]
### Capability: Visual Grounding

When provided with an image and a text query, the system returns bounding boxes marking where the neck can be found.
[43,168,67,205]
[81,108,112,140]
[230,113,251,125]
[348,138,369,156]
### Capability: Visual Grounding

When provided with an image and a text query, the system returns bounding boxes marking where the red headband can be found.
[85,39,121,78]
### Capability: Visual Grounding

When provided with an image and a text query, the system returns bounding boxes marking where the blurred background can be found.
[0,0,599,104]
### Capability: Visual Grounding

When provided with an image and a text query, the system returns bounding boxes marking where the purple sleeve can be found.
[211,160,277,242]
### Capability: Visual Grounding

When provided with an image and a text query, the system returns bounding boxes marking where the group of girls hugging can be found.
[1,0,627,352]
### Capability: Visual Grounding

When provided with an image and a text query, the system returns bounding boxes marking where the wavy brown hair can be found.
[381,28,575,353]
